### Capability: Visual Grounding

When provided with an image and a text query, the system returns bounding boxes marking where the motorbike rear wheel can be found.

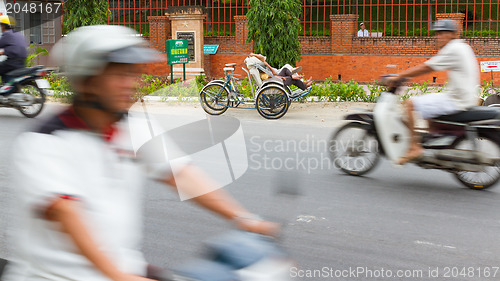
[329,122,380,176]
[454,135,500,190]
[17,82,46,118]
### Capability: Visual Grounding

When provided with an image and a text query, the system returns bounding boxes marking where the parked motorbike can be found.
[329,77,500,190]
[0,65,51,118]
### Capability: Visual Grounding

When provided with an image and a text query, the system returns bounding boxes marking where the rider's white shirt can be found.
[425,39,480,110]
[357,29,370,37]
[3,110,183,281]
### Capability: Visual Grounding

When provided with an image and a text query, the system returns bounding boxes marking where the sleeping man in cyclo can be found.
[244,53,312,97]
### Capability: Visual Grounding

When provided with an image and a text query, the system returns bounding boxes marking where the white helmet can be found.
[51,25,161,80]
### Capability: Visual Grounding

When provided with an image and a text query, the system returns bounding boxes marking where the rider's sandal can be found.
[397,153,423,165]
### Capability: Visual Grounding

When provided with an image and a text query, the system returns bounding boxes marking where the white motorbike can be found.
[330,78,500,190]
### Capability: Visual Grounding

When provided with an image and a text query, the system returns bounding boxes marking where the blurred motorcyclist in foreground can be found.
[3,25,277,281]
[385,19,480,164]
[0,15,27,83]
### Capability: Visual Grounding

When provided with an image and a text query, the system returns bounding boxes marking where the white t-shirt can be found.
[425,39,480,110]
[357,29,370,37]
[3,108,181,281]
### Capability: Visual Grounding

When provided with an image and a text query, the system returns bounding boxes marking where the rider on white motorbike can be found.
[0,15,27,84]
[385,19,481,165]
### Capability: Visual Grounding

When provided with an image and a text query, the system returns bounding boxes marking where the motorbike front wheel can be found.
[17,82,46,118]
[454,135,500,190]
[329,122,380,176]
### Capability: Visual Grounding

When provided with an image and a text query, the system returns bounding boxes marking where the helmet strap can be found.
[73,93,127,121]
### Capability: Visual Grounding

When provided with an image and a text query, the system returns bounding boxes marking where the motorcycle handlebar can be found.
[380,74,409,94]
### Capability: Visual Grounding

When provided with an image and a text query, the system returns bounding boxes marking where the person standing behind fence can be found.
[357,22,370,37]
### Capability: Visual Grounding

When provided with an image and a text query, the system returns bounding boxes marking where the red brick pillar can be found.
[330,14,358,54]
[148,16,171,53]
[436,13,465,36]
[234,15,253,53]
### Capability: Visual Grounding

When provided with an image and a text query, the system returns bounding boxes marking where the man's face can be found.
[435,31,455,49]
[360,24,365,30]
[86,63,141,113]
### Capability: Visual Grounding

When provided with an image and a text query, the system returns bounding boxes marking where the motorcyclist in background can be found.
[0,15,27,83]
[385,19,480,165]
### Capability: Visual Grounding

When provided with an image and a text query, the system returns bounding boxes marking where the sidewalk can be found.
[128,100,375,128]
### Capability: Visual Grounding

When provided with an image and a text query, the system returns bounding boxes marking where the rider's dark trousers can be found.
[277,68,307,90]
[0,58,25,83]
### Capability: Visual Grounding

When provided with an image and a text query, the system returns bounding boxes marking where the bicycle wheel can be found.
[17,82,46,118]
[454,135,500,190]
[200,83,229,115]
[255,85,290,120]
[329,122,380,176]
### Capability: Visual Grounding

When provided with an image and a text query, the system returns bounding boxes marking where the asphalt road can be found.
[1,103,500,281]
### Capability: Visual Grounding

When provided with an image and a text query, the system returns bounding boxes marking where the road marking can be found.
[296,215,326,223]
[414,240,456,249]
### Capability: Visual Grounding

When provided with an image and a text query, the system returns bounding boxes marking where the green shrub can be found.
[204,30,235,36]
[157,79,198,102]
[239,77,254,99]
[367,81,387,97]
[309,78,371,102]
[481,79,500,98]
[195,74,208,91]
[46,72,74,102]
[136,74,169,101]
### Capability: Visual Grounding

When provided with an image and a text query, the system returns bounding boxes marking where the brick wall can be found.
[299,37,331,54]
[234,16,253,53]
[206,54,500,85]
[352,37,438,55]
[467,38,500,57]
[205,36,237,53]
[147,16,171,53]
[330,14,358,54]
[144,13,500,85]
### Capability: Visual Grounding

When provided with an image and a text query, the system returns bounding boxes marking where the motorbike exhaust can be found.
[420,149,497,172]
[434,149,480,164]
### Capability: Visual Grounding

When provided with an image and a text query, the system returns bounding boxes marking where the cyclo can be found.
[199,57,312,119]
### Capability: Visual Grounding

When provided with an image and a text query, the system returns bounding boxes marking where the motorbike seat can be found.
[6,66,42,77]
[433,107,500,123]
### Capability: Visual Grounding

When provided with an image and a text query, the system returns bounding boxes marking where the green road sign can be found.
[166,39,189,65]
[204,45,219,55]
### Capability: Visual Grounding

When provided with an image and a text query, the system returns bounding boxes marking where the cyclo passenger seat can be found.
[433,107,500,123]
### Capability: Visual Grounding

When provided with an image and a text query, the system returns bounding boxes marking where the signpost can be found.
[480,61,500,86]
[204,45,219,55]
[166,39,189,83]
[480,61,500,73]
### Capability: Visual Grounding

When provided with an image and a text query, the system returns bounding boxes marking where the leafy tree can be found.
[25,44,49,67]
[247,0,301,68]
[64,0,110,33]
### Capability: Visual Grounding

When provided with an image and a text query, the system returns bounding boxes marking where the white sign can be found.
[480,61,500,72]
